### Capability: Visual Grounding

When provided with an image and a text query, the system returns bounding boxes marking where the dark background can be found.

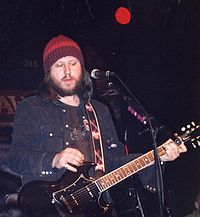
[0,0,200,216]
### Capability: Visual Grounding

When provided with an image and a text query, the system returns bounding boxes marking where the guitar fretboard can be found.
[95,145,165,192]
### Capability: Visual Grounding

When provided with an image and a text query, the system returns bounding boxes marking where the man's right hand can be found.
[52,147,84,172]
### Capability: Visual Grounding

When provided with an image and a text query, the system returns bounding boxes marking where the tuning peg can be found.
[186,124,191,129]
[192,142,197,149]
[181,122,199,132]
[181,126,186,132]
[191,121,196,127]
[197,140,200,147]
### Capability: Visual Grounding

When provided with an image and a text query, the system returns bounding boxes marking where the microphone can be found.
[91,69,115,79]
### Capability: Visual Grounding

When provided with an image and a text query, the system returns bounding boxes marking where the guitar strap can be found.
[85,102,105,172]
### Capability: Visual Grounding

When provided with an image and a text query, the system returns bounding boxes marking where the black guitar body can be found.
[18,163,109,217]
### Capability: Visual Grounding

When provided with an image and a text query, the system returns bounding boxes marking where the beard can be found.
[50,74,83,97]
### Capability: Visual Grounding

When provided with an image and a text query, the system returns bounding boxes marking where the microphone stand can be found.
[113,73,165,217]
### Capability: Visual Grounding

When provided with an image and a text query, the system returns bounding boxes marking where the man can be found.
[5,35,186,217]
[185,192,200,217]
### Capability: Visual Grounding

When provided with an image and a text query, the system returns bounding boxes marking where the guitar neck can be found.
[95,145,165,192]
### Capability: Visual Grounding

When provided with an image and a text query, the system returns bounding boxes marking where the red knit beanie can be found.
[43,35,84,73]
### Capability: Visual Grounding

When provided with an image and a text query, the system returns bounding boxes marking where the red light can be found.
[115,7,131,25]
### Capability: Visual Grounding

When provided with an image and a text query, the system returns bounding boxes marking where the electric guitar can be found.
[18,123,199,216]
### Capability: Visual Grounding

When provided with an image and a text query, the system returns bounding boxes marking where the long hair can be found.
[38,68,93,103]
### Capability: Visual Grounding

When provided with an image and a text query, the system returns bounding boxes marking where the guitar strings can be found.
[60,182,98,208]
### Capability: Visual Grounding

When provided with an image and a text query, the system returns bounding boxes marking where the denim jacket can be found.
[5,95,157,190]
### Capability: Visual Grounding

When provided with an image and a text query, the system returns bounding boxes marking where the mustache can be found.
[61,75,74,81]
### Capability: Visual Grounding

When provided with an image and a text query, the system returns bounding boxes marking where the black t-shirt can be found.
[67,105,94,162]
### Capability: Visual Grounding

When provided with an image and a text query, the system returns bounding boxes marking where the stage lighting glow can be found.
[115,7,131,25]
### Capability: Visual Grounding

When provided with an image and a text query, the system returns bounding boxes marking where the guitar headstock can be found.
[178,122,200,148]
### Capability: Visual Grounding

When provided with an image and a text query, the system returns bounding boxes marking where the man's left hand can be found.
[160,139,187,162]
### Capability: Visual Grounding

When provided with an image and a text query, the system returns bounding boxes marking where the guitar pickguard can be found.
[52,173,109,215]
[18,163,109,216]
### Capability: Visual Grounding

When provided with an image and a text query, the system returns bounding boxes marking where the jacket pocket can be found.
[40,125,63,152]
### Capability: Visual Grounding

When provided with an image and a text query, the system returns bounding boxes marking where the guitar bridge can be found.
[60,195,73,213]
